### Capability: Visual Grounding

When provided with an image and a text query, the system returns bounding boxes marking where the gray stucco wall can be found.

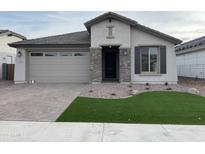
[119,48,131,82]
[90,47,102,83]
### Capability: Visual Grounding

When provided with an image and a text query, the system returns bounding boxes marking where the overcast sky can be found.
[0,11,205,42]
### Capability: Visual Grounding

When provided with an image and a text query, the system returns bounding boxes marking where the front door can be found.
[102,46,119,81]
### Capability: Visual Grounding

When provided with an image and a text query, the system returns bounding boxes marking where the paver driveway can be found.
[0,81,87,121]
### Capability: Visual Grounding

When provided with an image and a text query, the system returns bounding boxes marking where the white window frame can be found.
[140,47,160,74]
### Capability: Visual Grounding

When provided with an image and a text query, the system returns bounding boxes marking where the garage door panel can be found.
[30,71,89,76]
[30,59,89,65]
[31,76,90,83]
[30,65,89,71]
[29,50,90,83]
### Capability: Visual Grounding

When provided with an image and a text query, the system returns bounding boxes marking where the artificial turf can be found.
[57,91,205,125]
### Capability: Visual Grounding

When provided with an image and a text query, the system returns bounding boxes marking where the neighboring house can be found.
[9,12,181,84]
[176,36,205,79]
[0,30,26,79]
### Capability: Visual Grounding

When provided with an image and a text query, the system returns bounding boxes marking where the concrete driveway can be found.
[0,121,205,141]
[0,81,87,121]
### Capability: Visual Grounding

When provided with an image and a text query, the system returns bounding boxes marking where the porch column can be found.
[90,47,102,83]
[119,47,131,83]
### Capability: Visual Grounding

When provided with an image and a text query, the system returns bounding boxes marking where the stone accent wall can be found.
[90,47,102,83]
[119,48,131,82]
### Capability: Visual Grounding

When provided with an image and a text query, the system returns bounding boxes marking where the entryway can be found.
[102,46,119,82]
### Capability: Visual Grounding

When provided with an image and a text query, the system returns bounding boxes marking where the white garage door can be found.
[29,50,90,83]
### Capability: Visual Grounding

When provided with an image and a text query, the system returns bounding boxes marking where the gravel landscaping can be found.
[80,78,205,99]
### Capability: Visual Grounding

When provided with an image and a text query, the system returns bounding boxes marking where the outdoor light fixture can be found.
[17,51,22,57]
[123,50,128,56]
[30,80,35,84]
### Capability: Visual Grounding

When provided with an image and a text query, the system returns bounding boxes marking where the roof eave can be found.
[8,43,91,48]
[1,30,26,40]
[176,44,205,55]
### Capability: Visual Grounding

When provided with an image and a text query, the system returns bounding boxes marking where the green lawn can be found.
[56,91,205,125]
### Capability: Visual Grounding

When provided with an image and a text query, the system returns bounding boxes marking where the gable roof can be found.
[175,36,205,53]
[9,12,182,48]
[84,12,182,45]
[9,31,90,48]
[84,12,139,30]
[0,30,26,40]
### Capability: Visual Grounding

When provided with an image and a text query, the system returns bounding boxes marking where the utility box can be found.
[2,63,14,81]
[2,63,7,80]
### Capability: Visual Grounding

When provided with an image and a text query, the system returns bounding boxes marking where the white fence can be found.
[177,64,205,79]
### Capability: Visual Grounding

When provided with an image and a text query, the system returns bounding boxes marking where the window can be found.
[45,52,57,56]
[74,53,85,56]
[60,52,72,56]
[141,47,159,73]
[31,52,43,56]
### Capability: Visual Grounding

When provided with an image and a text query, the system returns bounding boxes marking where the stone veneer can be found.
[119,48,131,82]
[90,47,131,83]
[90,47,102,83]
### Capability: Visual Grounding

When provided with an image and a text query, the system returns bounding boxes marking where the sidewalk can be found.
[0,121,205,141]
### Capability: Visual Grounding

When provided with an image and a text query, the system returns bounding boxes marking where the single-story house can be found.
[176,36,205,79]
[9,12,182,84]
[0,30,26,79]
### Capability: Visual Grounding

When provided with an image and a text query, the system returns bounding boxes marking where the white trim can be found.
[140,46,160,74]
[139,74,162,76]
[120,82,131,84]
[91,82,102,84]
[14,81,27,84]
[131,81,177,84]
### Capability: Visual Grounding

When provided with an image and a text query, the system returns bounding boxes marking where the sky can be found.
[0,11,205,42]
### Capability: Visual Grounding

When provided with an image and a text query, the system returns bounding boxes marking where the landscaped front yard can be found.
[57,91,205,125]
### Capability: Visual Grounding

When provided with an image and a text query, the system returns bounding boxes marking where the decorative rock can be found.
[188,88,200,94]
[129,90,139,95]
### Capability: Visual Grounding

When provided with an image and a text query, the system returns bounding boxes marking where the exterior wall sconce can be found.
[123,50,128,56]
[17,51,22,57]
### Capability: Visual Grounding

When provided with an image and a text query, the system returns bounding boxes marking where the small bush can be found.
[128,84,132,88]
[111,93,117,96]
[166,87,172,90]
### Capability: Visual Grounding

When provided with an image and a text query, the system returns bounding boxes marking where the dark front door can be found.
[105,51,116,78]
[102,46,119,81]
